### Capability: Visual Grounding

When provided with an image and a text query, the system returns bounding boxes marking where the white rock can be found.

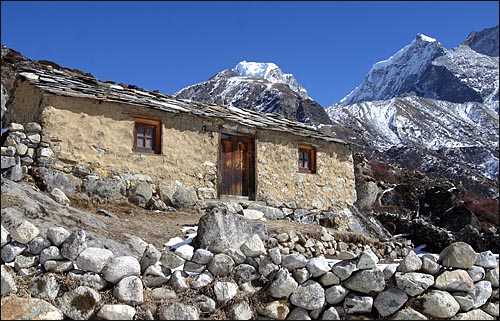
[102,256,141,284]
[242,209,264,220]
[46,227,70,246]
[451,309,495,320]
[306,255,330,277]
[1,224,10,247]
[213,281,238,304]
[475,251,498,269]
[10,221,39,244]
[240,234,266,257]
[357,247,379,269]
[76,247,114,273]
[50,188,70,205]
[344,294,373,314]
[270,268,298,299]
[1,265,18,295]
[97,304,136,320]
[113,276,144,305]
[174,244,194,261]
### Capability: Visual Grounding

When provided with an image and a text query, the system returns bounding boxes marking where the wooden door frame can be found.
[217,133,256,200]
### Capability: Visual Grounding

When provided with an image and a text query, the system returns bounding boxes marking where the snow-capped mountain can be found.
[174,62,331,124]
[232,61,309,99]
[327,96,498,194]
[327,25,499,198]
[340,34,448,105]
[417,44,499,113]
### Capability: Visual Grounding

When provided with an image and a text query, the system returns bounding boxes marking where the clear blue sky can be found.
[1,1,498,107]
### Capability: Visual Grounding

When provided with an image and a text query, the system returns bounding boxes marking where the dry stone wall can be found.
[1,208,498,320]
[256,130,356,211]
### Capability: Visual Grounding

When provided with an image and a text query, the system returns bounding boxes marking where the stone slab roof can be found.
[16,67,348,145]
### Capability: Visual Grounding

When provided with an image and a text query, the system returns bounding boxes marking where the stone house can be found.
[6,67,356,211]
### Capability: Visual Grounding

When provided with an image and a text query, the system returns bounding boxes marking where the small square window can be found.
[298,144,316,173]
[133,117,161,154]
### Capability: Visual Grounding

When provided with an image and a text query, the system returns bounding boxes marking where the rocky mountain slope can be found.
[173,61,332,125]
[462,25,499,57]
[339,34,448,105]
[327,26,499,199]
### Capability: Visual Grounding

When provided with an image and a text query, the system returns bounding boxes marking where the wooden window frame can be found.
[298,144,316,174]
[133,117,161,154]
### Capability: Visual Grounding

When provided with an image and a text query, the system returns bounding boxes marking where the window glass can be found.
[298,145,316,173]
[133,119,161,154]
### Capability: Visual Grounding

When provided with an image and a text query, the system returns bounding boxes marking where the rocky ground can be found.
[1,190,498,320]
[1,177,328,256]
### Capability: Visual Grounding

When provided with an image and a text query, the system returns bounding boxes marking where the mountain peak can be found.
[416,33,437,43]
[232,61,279,79]
[339,34,446,105]
[232,61,309,99]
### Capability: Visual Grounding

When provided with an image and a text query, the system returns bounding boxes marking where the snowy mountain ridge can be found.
[340,33,448,105]
[232,61,309,99]
[327,25,499,197]
[174,65,332,125]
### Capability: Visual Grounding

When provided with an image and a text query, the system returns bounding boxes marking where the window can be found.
[133,117,161,154]
[298,144,316,173]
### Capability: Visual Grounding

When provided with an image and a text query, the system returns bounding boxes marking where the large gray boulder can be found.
[342,268,385,295]
[270,268,298,299]
[113,276,144,305]
[83,176,126,201]
[31,167,82,196]
[171,186,197,209]
[354,178,379,210]
[439,241,476,269]
[102,256,141,284]
[192,207,268,253]
[374,288,408,317]
[76,247,114,273]
[395,272,434,296]
[413,290,460,318]
[289,280,325,310]
[128,181,153,208]
[158,183,198,209]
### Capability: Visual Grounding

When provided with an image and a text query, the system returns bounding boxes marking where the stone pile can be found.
[375,211,500,253]
[1,122,46,182]
[1,208,498,320]
[202,201,413,262]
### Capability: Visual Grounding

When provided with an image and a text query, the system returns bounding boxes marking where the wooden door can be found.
[218,135,255,199]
